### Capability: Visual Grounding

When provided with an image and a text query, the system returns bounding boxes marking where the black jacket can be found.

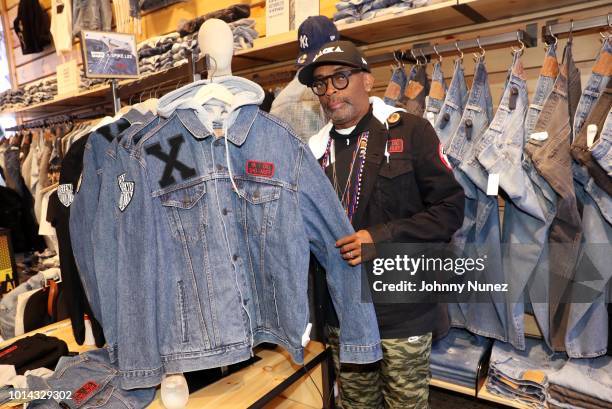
[14,0,51,54]
[321,108,465,339]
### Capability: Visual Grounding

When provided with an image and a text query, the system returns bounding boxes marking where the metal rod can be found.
[111,79,121,114]
[409,29,537,60]
[543,14,611,42]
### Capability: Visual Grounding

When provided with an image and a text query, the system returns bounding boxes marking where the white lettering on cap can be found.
[299,35,309,49]
[313,46,344,62]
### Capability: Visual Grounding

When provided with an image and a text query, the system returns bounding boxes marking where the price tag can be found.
[530,131,549,141]
[586,124,598,148]
[487,173,500,196]
[56,60,79,96]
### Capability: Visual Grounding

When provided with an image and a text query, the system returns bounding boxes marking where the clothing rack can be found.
[5,111,103,131]
[543,14,612,43]
[400,28,538,64]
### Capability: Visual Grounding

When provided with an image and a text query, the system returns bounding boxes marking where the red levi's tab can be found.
[0,345,17,358]
[74,381,99,405]
[388,139,404,153]
[246,160,275,178]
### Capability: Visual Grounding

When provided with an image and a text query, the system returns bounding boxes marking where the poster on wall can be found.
[267,0,319,36]
[81,31,139,79]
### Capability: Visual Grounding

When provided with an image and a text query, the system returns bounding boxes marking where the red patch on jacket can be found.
[74,381,99,404]
[388,139,404,153]
[246,160,275,178]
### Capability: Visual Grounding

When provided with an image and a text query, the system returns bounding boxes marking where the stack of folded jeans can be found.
[230,19,258,50]
[0,89,25,110]
[334,0,430,24]
[138,32,196,76]
[546,356,612,409]
[430,328,492,388]
[487,339,567,408]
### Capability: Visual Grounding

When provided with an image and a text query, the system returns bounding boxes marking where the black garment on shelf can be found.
[13,0,51,54]
[0,185,44,253]
[177,4,250,36]
[0,333,68,375]
[46,134,105,347]
[23,281,70,334]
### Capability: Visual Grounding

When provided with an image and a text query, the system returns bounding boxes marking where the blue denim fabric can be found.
[383,65,408,107]
[430,328,491,387]
[547,356,612,404]
[573,39,612,139]
[478,55,553,351]
[590,108,612,175]
[89,117,163,365]
[0,272,46,338]
[434,60,468,148]
[93,78,382,389]
[525,45,558,136]
[564,180,611,358]
[27,348,156,408]
[70,113,144,331]
[424,61,447,125]
[445,60,506,342]
[72,0,112,35]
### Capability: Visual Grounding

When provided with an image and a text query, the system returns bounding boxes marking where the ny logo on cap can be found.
[299,35,309,49]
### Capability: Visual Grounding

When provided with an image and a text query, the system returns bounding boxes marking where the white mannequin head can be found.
[198,19,233,79]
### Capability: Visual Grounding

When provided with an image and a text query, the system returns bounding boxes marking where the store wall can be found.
[0,0,609,108]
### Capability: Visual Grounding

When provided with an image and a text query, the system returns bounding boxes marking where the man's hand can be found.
[336,230,373,266]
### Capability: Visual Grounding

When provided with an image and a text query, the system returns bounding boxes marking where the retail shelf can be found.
[461,0,596,22]
[430,378,530,409]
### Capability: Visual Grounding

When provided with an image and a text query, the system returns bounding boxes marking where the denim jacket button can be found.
[232,254,239,261]
[222,208,228,215]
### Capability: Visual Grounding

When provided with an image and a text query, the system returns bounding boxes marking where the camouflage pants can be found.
[327,326,432,409]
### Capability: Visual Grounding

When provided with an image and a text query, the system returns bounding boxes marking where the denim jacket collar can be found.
[176,104,259,146]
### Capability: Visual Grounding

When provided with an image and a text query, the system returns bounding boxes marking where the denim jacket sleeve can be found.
[296,144,382,364]
[69,142,103,325]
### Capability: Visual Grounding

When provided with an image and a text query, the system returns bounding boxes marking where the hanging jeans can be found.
[446,60,507,342]
[424,61,447,125]
[478,54,553,350]
[525,64,583,352]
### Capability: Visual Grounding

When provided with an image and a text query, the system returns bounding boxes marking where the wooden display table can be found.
[0,320,331,409]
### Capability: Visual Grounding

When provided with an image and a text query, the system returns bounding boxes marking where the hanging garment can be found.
[13,0,52,54]
[50,0,73,54]
[526,44,559,135]
[574,39,612,138]
[383,64,408,107]
[47,133,105,348]
[445,59,507,343]
[424,61,447,125]
[478,53,553,351]
[525,62,583,352]
[403,64,430,117]
[591,108,612,176]
[92,77,382,390]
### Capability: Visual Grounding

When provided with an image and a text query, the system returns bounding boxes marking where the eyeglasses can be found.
[310,68,363,96]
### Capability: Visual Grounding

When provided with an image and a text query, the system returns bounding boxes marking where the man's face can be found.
[313,64,373,128]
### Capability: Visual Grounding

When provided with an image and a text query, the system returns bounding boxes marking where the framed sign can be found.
[0,228,18,296]
[81,31,139,79]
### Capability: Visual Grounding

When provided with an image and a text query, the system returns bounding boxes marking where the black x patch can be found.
[145,134,196,188]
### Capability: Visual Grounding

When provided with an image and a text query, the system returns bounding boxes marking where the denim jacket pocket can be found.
[159,181,207,242]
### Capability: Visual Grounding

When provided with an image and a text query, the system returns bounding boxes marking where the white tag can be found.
[530,131,549,141]
[426,111,435,126]
[587,124,598,148]
[301,322,312,347]
[487,173,500,196]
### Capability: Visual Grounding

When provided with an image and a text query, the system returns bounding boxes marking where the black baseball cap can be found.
[296,16,339,67]
[298,40,371,86]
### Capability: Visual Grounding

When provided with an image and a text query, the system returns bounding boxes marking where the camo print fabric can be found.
[328,326,432,409]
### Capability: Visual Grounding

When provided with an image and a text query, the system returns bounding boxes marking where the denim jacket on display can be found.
[95,77,382,389]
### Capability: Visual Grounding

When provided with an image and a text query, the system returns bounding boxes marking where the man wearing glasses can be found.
[299,41,464,409]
